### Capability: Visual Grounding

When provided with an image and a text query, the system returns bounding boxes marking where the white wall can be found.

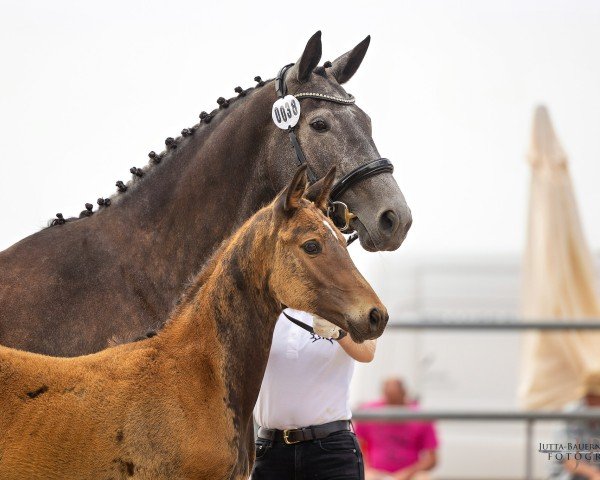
[1,0,599,257]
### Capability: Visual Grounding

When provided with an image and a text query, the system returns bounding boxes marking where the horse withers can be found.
[0,166,387,480]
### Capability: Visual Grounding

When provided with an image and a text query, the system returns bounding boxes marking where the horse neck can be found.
[104,85,276,292]
[159,208,280,424]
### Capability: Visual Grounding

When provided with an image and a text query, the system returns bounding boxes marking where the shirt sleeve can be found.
[353,403,375,442]
[420,421,439,451]
[354,420,369,441]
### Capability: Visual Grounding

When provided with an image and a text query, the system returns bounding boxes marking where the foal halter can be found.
[274,64,394,241]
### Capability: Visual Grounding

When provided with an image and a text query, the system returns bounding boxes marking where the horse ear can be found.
[284,165,308,212]
[292,31,322,84]
[313,166,336,213]
[331,35,370,85]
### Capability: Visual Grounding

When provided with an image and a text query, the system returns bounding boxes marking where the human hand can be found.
[364,468,392,480]
[313,316,341,339]
[393,470,413,480]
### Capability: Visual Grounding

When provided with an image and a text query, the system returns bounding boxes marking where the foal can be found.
[0,166,387,480]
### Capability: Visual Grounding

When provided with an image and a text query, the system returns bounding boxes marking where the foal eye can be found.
[310,119,328,132]
[302,240,322,255]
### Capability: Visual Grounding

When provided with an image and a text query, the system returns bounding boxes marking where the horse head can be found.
[269,166,388,342]
[265,31,412,251]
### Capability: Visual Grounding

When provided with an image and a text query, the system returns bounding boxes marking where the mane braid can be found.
[46,77,275,228]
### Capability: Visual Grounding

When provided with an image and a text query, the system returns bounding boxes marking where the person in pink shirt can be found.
[355,378,439,480]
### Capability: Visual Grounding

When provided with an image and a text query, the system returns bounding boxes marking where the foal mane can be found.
[109,196,282,348]
[47,75,274,228]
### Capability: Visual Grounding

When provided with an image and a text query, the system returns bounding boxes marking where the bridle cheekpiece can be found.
[273,63,394,243]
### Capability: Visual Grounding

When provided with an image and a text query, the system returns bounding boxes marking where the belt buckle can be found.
[283,429,300,445]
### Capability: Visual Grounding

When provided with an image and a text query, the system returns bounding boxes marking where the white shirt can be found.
[254,309,355,430]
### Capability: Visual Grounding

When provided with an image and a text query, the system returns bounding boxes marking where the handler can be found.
[252,308,376,479]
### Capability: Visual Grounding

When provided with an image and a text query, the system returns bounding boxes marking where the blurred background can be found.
[1,1,599,478]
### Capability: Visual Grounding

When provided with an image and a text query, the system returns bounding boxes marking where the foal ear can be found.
[313,166,336,213]
[292,31,322,84]
[284,165,308,212]
[331,35,370,85]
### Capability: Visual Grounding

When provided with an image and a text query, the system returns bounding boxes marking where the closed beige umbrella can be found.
[518,105,600,409]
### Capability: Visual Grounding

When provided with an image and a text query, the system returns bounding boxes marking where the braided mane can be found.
[48,76,273,227]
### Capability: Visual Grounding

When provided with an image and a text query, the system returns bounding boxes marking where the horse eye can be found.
[310,119,328,132]
[302,240,322,255]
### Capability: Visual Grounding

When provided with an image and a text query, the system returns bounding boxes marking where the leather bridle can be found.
[275,63,394,244]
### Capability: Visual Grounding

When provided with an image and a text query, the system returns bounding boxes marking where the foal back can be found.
[0,340,235,480]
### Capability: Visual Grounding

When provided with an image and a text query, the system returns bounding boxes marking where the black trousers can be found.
[251,430,365,480]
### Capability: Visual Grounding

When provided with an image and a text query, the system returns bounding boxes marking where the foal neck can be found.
[160,207,281,420]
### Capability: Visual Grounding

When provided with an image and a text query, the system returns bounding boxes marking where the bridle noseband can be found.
[275,64,394,243]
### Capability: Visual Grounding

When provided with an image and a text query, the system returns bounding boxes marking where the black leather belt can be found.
[257,420,351,445]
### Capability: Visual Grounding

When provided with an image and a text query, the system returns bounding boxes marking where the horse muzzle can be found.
[345,306,389,342]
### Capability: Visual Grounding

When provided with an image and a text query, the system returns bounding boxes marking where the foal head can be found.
[269,166,388,342]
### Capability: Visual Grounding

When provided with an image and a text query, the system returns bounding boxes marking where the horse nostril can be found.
[404,213,413,234]
[369,308,383,330]
[379,210,399,234]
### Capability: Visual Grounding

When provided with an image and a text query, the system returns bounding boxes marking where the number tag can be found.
[271,95,301,130]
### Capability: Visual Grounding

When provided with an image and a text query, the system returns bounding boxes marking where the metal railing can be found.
[353,408,600,422]
[385,320,600,330]
[356,319,600,479]
[352,408,600,480]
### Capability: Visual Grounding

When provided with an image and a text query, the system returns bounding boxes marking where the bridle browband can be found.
[275,63,394,242]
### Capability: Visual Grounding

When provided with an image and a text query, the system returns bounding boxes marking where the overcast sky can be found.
[1,0,599,264]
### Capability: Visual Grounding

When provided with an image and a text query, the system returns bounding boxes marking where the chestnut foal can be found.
[0,166,387,480]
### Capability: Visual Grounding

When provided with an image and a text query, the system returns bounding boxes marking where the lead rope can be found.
[282,311,335,344]
[282,310,314,334]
